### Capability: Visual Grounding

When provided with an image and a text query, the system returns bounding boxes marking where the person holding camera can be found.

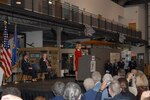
[126,72,137,96]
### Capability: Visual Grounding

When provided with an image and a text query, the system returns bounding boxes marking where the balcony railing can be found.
[0,0,142,39]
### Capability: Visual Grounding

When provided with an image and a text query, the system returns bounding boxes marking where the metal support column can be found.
[56,27,63,48]
[145,1,149,64]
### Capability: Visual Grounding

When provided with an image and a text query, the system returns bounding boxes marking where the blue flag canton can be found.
[3,28,10,50]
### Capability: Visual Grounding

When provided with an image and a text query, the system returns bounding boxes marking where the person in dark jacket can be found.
[117,59,125,70]
[105,80,130,100]
[118,78,136,100]
[39,53,51,80]
[82,78,97,100]
[21,53,37,81]
[128,57,137,72]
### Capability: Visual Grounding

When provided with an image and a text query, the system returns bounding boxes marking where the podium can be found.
[78,55,96,81]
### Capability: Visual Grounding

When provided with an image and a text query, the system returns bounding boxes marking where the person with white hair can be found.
[135,71,149,100]
[1,87,22,100]
[1,94,22,100]
[101,73,113,100]
[107,80,129,100]
[52,81,65,100]
[91,71,101,92]
[82,78,97,100]
[63,82,81,100]
[140,91,150,100]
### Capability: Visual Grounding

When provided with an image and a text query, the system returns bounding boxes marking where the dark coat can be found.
[21,59,31,74]
[39,58,48,72]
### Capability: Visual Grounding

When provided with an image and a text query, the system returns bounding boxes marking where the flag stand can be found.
[2,75,7,86]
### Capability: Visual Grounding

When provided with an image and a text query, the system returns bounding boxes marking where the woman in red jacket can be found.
[74,42,82,80]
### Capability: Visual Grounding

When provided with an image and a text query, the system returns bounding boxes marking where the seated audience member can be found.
[34,96,46,100]
[107,80,129,100]
[92,71,101,92]
[113,75,119,81]
[82,78,97,100]
[136,71,149,100]
[131,69,138,76]
[117,69,125,78]
[21,53,37,81]
[52,81,65,100]
[39,53,51,80]
[63,82,81,100]
[140,91,150,100]
[101,73,113,100]
[126,72,137,96]
[1,94,22,100]
[1,87,22,100]
[118,78,136,100]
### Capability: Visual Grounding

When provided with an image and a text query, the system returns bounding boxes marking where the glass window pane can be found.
[24,0,32,11]
[33,0,48,14]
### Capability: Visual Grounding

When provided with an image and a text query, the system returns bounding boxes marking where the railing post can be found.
[90,15,92,26]
[32,0,34,12]
[81,12,84,24]
[71,9,74,22]
[105,19,106,31]
[98,15,100,28]
[47,0,49,16]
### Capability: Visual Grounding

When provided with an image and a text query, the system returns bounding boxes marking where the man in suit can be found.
[21,54,37,81]
[39,53,51,80]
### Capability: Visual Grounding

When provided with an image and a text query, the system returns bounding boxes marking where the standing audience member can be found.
[117,69,126,78]
[82,78,97,100]
[1,87,22,100]
[52,81,65,100]
[92,71,101,92]
[112,60,118,76]
[39,53,52,80]
[128,57,137,72]
[118,78,136,100]
[63,82,81,100]
[117,59,125,70]
[21,53,37,81]
[107,80,129,100]
[105,60,113,75]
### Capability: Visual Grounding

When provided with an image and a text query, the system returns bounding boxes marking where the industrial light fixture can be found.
[16,0,21,5]
[49,0,53,4]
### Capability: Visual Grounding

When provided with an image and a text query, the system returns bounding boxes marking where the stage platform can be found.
[0,78,85,100]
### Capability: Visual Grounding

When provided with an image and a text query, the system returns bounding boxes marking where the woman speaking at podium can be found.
[74,42,82,80]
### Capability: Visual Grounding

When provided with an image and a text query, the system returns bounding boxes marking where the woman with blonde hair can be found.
[136,71,149,100]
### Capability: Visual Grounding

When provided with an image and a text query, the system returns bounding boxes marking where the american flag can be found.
[1,21,12,78]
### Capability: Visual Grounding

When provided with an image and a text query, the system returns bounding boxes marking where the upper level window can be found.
[0,0,11,5]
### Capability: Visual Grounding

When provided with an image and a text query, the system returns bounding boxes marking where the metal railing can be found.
[0,0,142,39]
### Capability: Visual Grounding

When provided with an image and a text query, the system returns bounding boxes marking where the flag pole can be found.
[2,20,8,85]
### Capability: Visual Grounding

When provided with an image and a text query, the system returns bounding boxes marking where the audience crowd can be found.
[1,69,150,100]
